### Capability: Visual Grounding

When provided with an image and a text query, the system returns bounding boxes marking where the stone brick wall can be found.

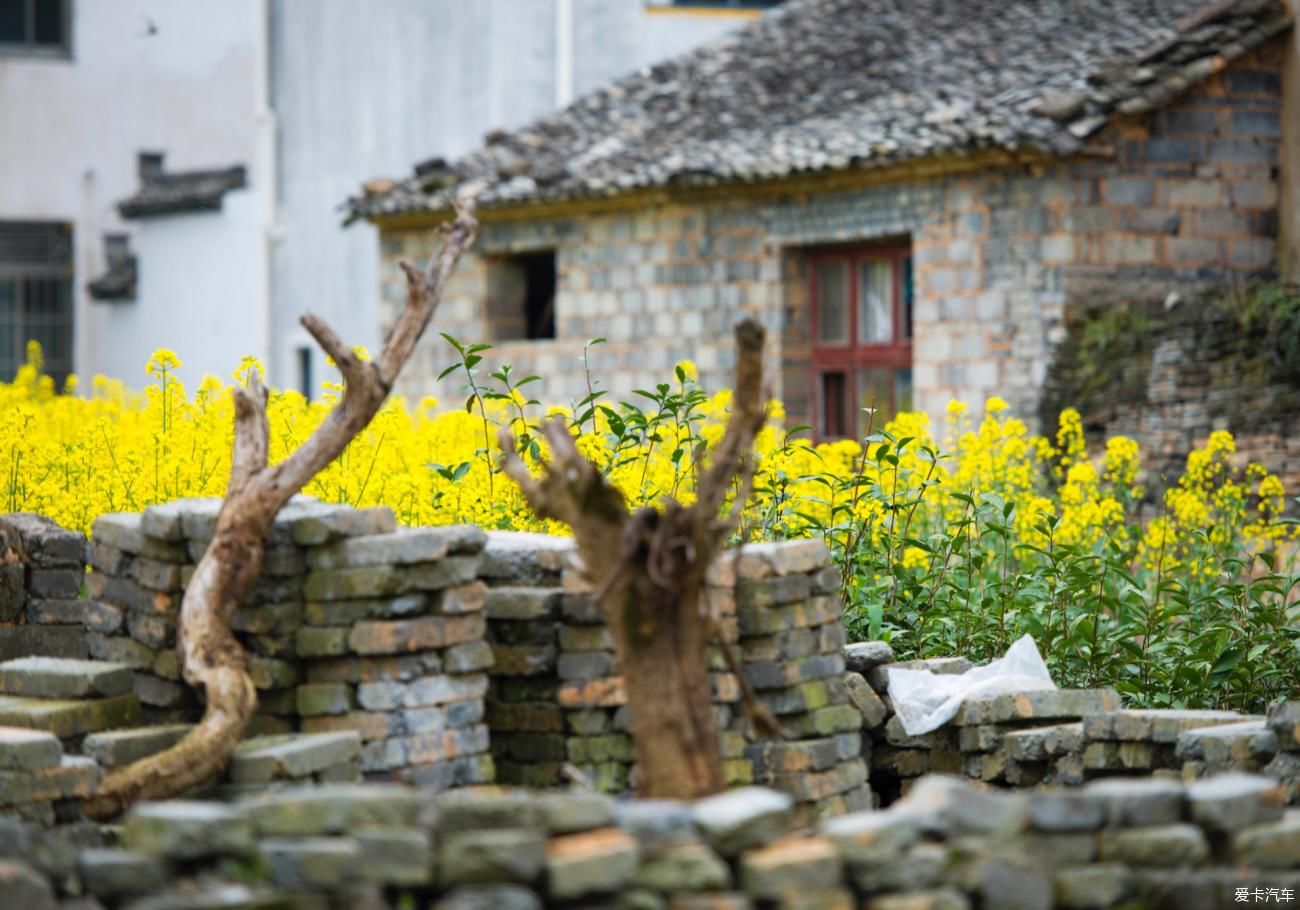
[0,515,91,663]
[2,770,1297,908]
[1042,289,1300,501]
[378,40,1285,442]
[1,500,498,789]
[479,531,868,823]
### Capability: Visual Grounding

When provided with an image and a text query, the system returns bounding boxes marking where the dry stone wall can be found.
[480,532,869,823]
[1,772,1297,909]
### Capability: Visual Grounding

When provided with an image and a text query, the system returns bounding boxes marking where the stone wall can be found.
[1041,288,1300,499]
[378,39,1285,437]
[1,500,497,789]
[2,771,1297,909]
[0,515,92,663]
[479,533,868,823]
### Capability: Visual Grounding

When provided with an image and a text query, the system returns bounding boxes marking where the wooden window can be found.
[0,0,71,57]
[809,243,913,440]
[0,221,74,385]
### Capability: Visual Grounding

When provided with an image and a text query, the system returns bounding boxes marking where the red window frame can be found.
[808,244,913,441]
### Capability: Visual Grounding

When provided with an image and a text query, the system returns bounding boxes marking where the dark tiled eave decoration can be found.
[119,153,247,220]
[345,0,1292,223]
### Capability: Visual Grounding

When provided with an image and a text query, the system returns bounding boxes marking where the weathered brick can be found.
[348,613,485,655]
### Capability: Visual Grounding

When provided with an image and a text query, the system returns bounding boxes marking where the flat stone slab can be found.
[0,693,139,739]
[1186,772,1286,832]
[124,801,254,859]
[1175,719,1277,765]
[1266,701,1300,751]
[545,827,640,900]
[0,657,133,699]
[0,726,62,772]
[1083,709,1246,743]
[844,641,895,675]
[0,754,98,806]
[306,526,486,569]
[260,836,361,890]
[238,783,421,836]
[229,732,362,783]
[953,688,1122,726]
[78,848,169,898]
[692,786,794,856]
[82,724,193,768]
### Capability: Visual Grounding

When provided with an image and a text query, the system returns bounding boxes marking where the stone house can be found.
[351,0,1298,441]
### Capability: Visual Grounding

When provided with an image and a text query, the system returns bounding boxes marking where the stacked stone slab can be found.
[482,532,868,820]
[0,514,90,662]
[1263,701,1300,803]
[73,499,496,788]
[0,725,99,827]
[734,541,869,821]
[480,531,748,794]
[297,522,495,789]
[3,773,1296,908]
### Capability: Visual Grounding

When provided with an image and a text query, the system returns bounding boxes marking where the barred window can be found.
[0,221,74,385]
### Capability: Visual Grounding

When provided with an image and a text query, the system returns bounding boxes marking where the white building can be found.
[0,0,772,392]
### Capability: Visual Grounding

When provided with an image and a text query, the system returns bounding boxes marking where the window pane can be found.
[856,367,892,438]
[895,367,913,413]
[0,0,26,43]
[815,261,847,344]
[858,260,893,343]
[820,372,846,439]
[33,0,61,46]
[901,256,914,339]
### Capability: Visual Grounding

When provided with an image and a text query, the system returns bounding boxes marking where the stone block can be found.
[288,504,395,545]
[634,841,730,893]
[953,688,1121,726]
[844,672,887,728]
[1186,772,1286,831]
[348,613,485,655]
[260,836,361,889]
[0,624,88,661]
[355,824,434,886]
[228,732,362,783]
[1097,823,1208,867]
[439,827,546,885]
[536,791,616,834]
[0,513,85,567]
[123,801,253,859]
[1028,790,1107,832]
[91,514,187,562]
[486,587,563,620]
[480,532,574,584]
[692,786,793,856]
[306,525,485,569]
[81,724,191,768]
[296,683,355,717]
[545,827,640,900]
[237,783,420,836]
[1085,709,1244,743]
[0,564,23,623]
[738,834,841,899]
[0,859,56,910]
[0,657,132,699]
[78,848,168,898]
[1233,809,1300,868]
[0,726,61,772]
[24,598,88,625]
[0,693,139,739]
[1051,863,1132,910]
[1176,719,1277,768]
[902,775,1028,835]
[436,785,545,830]
[1080,777,1184,827]
[616,798,698,851]
[26,569,82,599]
[231,601,302,636]
[734,540,829,579]
[843,641,894,675]
[1266,701,1300,751]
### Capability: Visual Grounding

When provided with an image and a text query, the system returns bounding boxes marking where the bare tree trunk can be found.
[83,199,478,819]
[500,319,779,799]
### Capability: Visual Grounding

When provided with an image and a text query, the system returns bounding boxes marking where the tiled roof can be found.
[347,0,1290,223]
[119,165,247,219]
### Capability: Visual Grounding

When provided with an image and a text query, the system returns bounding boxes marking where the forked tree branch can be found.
[84,195,478,817]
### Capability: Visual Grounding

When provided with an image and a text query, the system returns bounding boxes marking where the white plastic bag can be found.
[887,634,1056,736]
